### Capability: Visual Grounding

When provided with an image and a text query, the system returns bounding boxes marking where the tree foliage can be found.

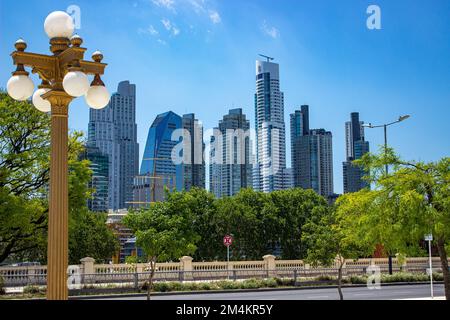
[339,147,450,299]
[302,205,366,300]
[0,92,117,264]
[123,197,200,299]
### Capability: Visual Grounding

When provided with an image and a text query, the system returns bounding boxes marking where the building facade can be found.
[343,112,370,193]
[253,59,287,193]
[80,144,109,212]
[87,81,139,210]
[134,111,183,205]
[182,113,205,190]
[290,106,334,197]
[209,108,253,198]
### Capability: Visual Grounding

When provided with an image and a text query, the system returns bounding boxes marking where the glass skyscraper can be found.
[253,59,287,193]
[134,111,183,205]
[80,144,109,212]
[290,106,334,197]
[343,112,370,193]
[209,108,253,198]
[87,81,139,210]
[182,113,205,190]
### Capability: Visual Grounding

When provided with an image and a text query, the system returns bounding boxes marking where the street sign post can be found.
[224,235,233,279]
[425,234,434,299]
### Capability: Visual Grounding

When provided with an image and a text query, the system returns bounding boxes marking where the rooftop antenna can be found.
[259,54,274,62]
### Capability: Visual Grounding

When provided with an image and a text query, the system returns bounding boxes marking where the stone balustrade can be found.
[0,255,447,287]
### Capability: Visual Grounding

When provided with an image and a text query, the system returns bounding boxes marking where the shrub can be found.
[240,279,261,289]
[23,285,42,294]
[217,280,240,290]
[263,278,278,288]
[152,282,170,292]
[183,282,201,291]
[0,276,5,295]
[199,282,212,290]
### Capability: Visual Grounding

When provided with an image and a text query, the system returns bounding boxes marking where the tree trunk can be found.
[147,258,156,301]
[337,264,344,300]
[437,239,450,300]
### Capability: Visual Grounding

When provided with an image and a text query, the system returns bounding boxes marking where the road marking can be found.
[306,295,330,299]
[353,293,373,296]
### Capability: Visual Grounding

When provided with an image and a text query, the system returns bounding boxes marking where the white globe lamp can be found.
[44,11,75,39]
[62,71,90,97]
[7,75,34,101]
[85,85,110,109]
[32,88,51,112]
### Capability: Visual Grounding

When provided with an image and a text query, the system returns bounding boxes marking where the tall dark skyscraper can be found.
[182,113,205,190]
[209,108,253,198]
[80,144,109,212]
[343,112,370,193]
[290,105,310,188]
[290,106,334,197]
[88,81,139,210]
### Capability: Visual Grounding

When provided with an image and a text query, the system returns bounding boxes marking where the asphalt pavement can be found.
[92,284,445,300]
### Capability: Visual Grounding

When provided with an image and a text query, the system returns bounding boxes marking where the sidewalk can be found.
[396,296,445,300]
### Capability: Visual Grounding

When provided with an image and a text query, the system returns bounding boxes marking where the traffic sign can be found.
[425,234,433,241]
[223,235,233,247]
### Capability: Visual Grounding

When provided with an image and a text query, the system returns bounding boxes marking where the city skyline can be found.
[1,0,450,195]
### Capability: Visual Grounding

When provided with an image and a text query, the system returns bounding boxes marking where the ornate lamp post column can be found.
[6,11,110,300]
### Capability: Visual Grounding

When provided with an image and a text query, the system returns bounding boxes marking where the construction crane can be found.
[259,54,274,62]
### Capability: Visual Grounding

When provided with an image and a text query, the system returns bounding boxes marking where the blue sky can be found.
[1,0,449,194]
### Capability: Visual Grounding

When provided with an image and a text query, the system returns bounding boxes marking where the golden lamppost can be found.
[6,11,110,300]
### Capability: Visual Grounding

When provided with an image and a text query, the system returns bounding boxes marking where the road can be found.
[93,284,444,300]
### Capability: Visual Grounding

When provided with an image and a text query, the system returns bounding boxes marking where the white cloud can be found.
[261,20,279,39]
[161,18,172,30]
[188,0,205,13]
[161,18,180,36]
[172,27,180,35]
[138,25,159,36]
[152,0,175,11]
[209,10,221,24]
[157,39,167,45]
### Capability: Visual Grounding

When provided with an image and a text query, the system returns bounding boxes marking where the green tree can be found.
[0,92,49,262]
[69,210,119,264]
[303,205,365,300]
[0,92,118,264]
[269,188,330,259]
[343,147,450,299]
[123,198,200,300]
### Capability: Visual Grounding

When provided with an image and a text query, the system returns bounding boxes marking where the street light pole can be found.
[6,11,109,300]
[363,115,411,276]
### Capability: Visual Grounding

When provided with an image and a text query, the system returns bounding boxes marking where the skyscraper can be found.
[182,114,205,190]
[253,59,287,193]
[290,106,334,197]
[290,105,310,188]
[80,144,109,212]
[343,112,370,193]
[209,108,253,198]
[88,81,139,210]
[134,111,183,204]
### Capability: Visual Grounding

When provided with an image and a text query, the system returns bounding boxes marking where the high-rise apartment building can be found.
[182,113,205,190]
[87,81,139,210]
[209,108,253,198]
[253,59,287,193]
[290,106,334,197]
[134,111,183,205]
[343,112,370,193]
[80,144,109,212]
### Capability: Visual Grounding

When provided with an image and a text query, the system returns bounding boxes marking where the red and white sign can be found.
[223,235,233,247]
